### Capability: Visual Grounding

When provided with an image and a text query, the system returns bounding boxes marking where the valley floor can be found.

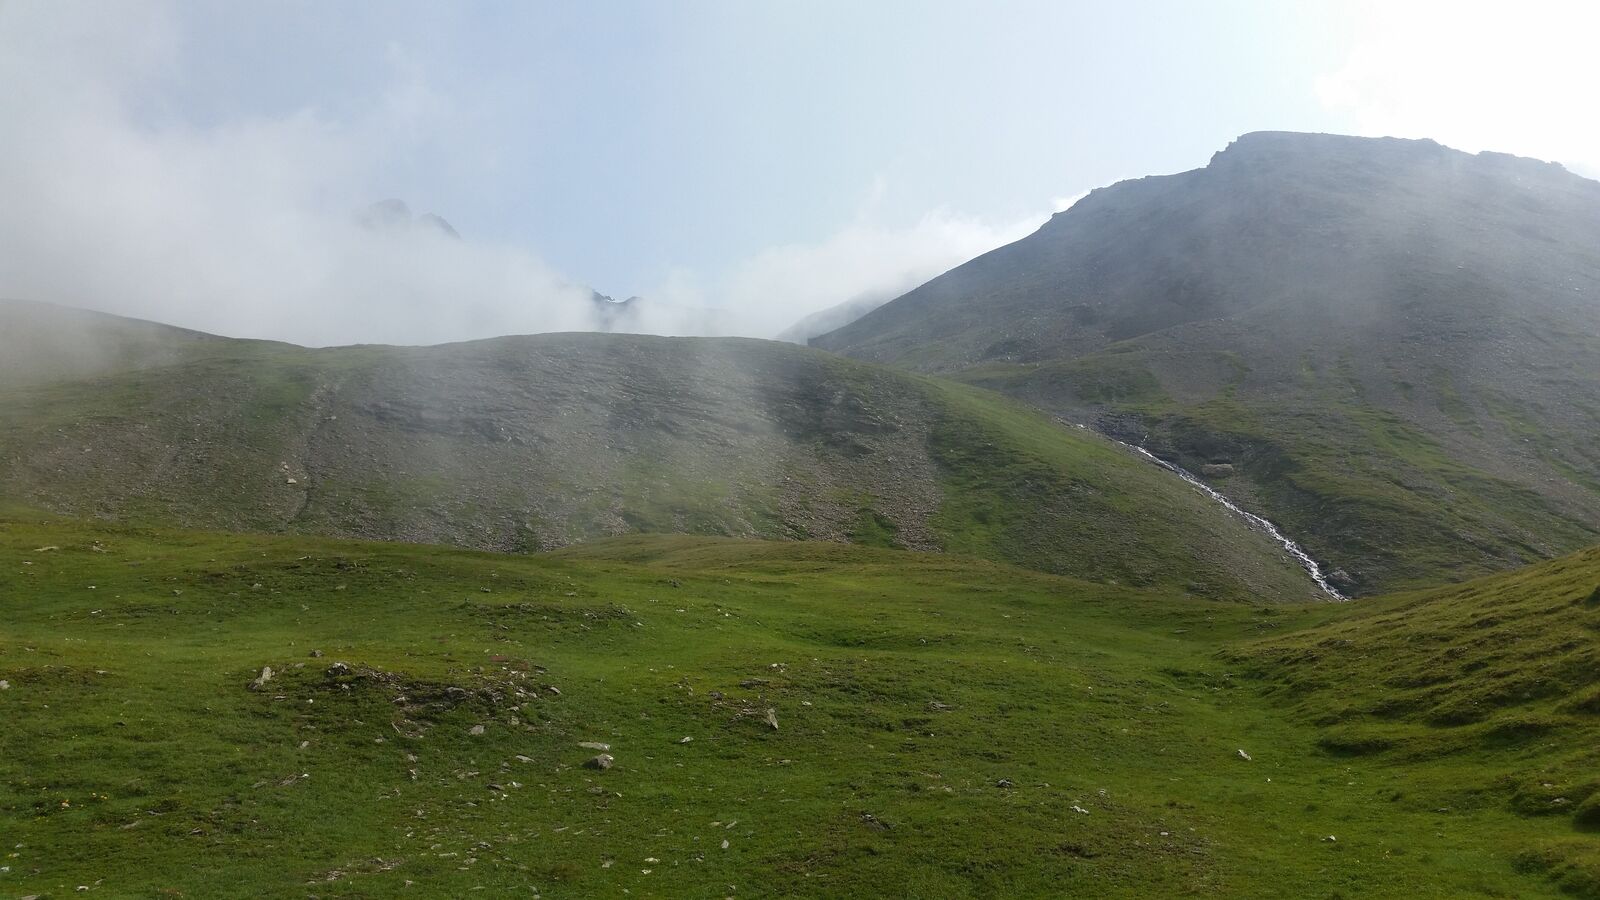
[2,514,1597,898]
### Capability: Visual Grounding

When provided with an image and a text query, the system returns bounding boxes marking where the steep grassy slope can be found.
[815,132,1600,593]
[0,307,1322,600]
[4,514,1597,898]
[960,342,1600,593]
[1229,546,1600,896]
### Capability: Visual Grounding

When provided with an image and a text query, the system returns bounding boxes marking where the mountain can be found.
[0,300,1324,600]
[589,290,644,332]
[357,198,460,239]
[815,132,1600,594]
[776,290,895,344]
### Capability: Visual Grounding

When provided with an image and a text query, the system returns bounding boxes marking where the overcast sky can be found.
[2,0,1595,346]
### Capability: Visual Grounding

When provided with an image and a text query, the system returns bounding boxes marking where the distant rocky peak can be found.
[1207,131,1569,181]
[357,199,460,239]
[590,291,643,332]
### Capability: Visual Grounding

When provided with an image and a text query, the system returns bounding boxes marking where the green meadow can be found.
[5,512,1599,898]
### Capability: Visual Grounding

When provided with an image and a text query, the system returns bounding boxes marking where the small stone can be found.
[0,680,9,690]
[578,741,610,751]
[585,753,614,771]
[469,725,486,736]
[860,812,893,830]
[763,708,779,730]
[1322,835,1337,842]
[1236,749,1252,761]
[248,666,274,691]
[996,778,1014,789]
[678,736,693,744]
[1071,805,1089,814]
[721,839,729,849]
[309,650,324,658]
[325,662,352,678]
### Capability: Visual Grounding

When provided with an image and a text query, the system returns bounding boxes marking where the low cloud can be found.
[0,2,1053,347]
[657,205,1049,340]
[0,2,599,347]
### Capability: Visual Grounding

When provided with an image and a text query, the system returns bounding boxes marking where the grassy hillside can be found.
[3,514,1598,897]
[815,133,1600,593]
[1229,545,1600,896]
[959,339,1600,592]
[0,307,1323,600]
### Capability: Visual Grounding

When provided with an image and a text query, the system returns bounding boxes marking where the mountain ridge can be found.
[813,131,1600,594]
[0,302,1325,600]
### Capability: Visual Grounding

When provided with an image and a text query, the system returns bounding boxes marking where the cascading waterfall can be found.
[1074,424,1348,601]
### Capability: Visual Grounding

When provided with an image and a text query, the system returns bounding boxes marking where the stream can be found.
[1075,424,1348,601]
